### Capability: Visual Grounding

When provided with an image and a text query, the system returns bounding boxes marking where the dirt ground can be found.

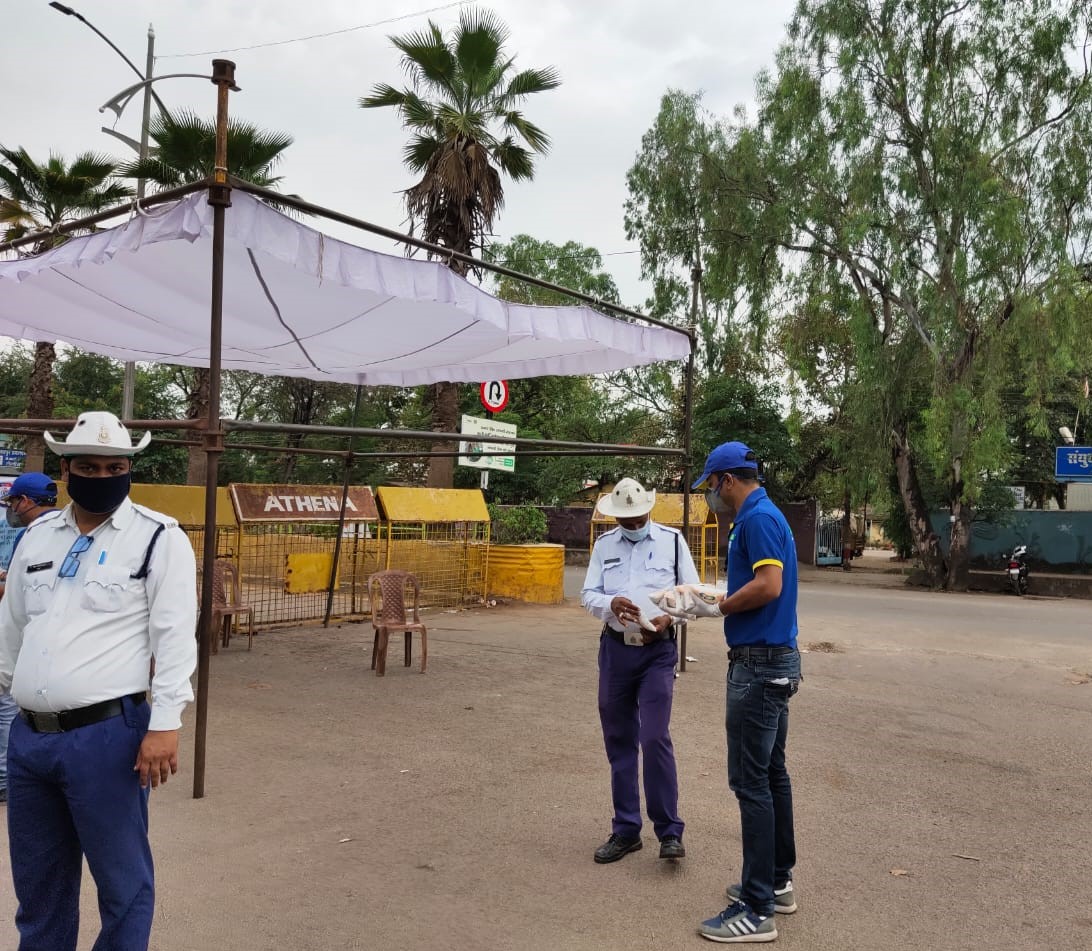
[1,579,1091,950]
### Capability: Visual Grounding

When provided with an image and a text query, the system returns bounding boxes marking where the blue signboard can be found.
[1055,446,1092,481]
[0,449,25,469]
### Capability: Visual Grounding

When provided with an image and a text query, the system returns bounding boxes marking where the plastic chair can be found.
[368,570,427,675]
[211,558,255,650]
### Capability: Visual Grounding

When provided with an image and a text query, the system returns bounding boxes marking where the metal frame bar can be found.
[0,180,210,255]
[229,179,693,339]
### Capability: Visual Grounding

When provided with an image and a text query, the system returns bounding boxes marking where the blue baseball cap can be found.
[2,472,59,505]
[691,441,759,489]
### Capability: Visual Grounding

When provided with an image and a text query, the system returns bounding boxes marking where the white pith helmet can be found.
[597,477,656,519]
[43,411,152,457]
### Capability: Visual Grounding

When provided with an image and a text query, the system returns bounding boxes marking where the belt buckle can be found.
[30,710,64,733]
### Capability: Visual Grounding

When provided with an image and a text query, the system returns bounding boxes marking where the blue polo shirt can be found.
[723,487,798,648]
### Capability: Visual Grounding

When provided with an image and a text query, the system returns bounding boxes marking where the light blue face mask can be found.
[619,523,651,543]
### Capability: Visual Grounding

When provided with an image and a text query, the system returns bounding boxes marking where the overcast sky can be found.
[5,0,798,307]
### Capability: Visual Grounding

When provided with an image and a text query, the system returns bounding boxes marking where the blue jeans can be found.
[0,690,17,791]
[7,695,154,951]
[726,650,801,916]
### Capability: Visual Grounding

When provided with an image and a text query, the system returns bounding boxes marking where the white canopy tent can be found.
[0,133,697,803]
[0,190,690,383]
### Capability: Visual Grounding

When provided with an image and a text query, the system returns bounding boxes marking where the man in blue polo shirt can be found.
[692,442,801,944]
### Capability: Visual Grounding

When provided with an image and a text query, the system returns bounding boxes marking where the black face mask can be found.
[66,471,131,515]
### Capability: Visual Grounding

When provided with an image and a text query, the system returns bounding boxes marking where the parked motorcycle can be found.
[1006,544,1029,596]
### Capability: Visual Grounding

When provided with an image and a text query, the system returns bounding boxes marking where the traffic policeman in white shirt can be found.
[0,411,198,951]
[582,477,699,865]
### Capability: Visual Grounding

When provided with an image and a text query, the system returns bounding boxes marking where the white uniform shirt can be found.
[0,497,198,731]
[582,522,700,632]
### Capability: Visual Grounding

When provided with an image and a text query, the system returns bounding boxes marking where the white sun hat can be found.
[43,411,152,457]
[597,477,656,519]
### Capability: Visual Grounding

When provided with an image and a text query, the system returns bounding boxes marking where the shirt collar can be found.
[58,496,135,533]
[735,487,768,521]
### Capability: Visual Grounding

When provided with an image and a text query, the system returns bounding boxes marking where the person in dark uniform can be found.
[581,477,699,864]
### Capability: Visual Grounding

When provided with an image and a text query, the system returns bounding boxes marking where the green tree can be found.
[625,90,748,375]
[118,112,294,485]
[0,147,131,470]
[465,235,669,504]
[117,110,292,190]
[698,0,1092,588]
[50,351,187,484]
[360,9,560,488]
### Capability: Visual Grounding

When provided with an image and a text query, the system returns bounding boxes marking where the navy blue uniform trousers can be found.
[597,633,684,841]
[6,695,154,951]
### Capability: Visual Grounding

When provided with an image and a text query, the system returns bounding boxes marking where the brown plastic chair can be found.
[368,570,427,675]
[212,558,255,650]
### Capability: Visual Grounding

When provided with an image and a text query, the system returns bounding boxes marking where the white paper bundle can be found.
[650,583,724,619]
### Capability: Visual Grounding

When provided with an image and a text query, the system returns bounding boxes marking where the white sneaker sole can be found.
[698,927,778,943]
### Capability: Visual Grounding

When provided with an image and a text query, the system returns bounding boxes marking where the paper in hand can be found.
[650,583,724,619]
[622,595,662,645]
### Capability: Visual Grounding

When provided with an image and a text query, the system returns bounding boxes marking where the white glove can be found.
[650,583,724,619]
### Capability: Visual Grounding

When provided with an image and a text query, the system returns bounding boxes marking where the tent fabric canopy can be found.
[0,192,690,386]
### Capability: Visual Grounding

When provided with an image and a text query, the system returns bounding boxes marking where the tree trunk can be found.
[426,381,460,488]
[891,427,946,587]
[24,341,56,472]
[186,367,210,486]
[840,484,853,571]
[945,494,973,591]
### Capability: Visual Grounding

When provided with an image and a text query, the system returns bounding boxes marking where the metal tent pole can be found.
[193,58,236,800]
[323,384,364,628]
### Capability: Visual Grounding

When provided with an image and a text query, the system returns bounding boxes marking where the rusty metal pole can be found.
[193,58,236,800]
[678,267,700,673]
[323,383,364,627]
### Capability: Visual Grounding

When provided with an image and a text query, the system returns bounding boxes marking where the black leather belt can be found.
[19,692,146,734]
[603,624,677,644]
[728,645,795,661]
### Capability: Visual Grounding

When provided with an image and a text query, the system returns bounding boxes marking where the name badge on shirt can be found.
[26,561,54,573]
[604,557,621,565]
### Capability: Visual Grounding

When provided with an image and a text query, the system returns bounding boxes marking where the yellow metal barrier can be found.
[591,493,720,584]
[45,481,495,624]
[487,543,565,604]
[375,487,490,608]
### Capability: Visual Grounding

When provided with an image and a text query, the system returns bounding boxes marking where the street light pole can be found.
[50,3,158,420]
[121,23,155,420]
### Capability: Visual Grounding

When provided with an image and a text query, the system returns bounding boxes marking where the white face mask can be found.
[705,475,732,515]
[619,523,651,543]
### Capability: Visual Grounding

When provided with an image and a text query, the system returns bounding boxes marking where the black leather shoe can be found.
[659,836,685,859]
[594,834,642,864]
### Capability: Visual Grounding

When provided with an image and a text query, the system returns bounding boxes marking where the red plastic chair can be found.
[368,570,427,676]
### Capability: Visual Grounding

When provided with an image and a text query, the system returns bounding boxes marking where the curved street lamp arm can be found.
[49,3,169,116]
[99,73,239,121]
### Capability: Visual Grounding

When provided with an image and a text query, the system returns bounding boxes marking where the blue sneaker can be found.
[698,900,777,943]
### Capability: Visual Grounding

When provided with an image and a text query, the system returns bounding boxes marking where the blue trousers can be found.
[597,633,684,841]
[6,695,155,951]
[726,651,801,916]
[0,690,17,791]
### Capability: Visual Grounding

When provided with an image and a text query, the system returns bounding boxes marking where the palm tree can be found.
[117,109,292,191]
[0,147,131,471]
[119,110,294,485]
[360,8,560,487]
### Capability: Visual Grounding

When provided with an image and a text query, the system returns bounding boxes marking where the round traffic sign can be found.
[479,380,509,413]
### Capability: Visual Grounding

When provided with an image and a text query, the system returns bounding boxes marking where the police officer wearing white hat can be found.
[0,411,197,950]
[581,477,700,865]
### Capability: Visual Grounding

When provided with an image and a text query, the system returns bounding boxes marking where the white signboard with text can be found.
[458,414,516,473]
